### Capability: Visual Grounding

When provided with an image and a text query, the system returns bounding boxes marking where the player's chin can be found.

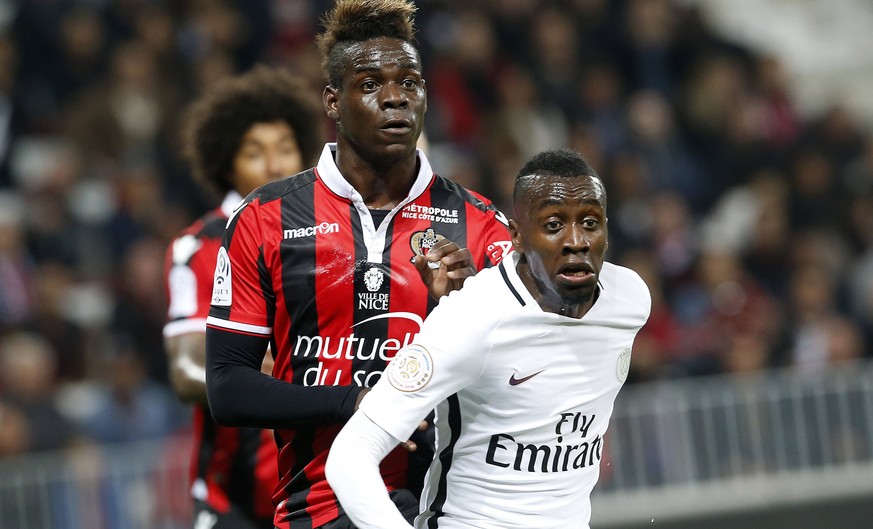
[558,285,597,305]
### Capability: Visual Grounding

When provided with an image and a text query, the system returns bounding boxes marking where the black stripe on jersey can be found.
[271,172,321,522]
[197,211,230,242]
[277,174,320,381]
[227,427,261,518]
[499,261,526,306]
[195,419,260,518]
[283,428,318,528]
[350,204,387,377]
[258,249,275,326]
[424,178,470,314]
[426,394,462,529]
[196,413,217,489]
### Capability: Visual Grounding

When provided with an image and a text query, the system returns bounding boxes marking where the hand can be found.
[400,420,429,452]
[413,238,476,300]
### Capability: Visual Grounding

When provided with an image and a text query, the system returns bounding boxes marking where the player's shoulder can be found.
[436,261,521,318]
[599,262,652,320]
[431,174,502,216]
[249,168,318,205]
[227,169,317,230]
[166,209,225,263]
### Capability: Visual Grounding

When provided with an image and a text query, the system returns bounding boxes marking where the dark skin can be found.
[323,36,475,301]
[323,36,472,442]
[509,173,608,319]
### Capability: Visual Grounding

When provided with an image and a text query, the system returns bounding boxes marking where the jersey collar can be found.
[315,143,435,205]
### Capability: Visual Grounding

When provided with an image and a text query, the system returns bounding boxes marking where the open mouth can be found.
[557,263,595,285]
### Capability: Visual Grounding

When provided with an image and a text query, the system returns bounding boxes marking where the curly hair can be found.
[182,65,323,194]
[316,0,418,88]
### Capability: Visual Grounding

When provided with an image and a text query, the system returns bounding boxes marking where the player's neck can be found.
[335,147,419,209]
[516,260,596,319]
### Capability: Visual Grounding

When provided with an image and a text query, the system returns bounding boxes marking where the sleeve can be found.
[206,325,363,428]
[468,195,512,269]
[358,288,490,442]
[325,412,414,529]
[208,199,273,334]
[163,233,218,337]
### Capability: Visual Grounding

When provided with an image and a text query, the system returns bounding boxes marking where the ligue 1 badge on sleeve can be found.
[409,228,446,270]
[211,247,232,306]
[387,344,433,392]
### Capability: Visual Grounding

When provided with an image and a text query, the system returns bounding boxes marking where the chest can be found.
[461,321,632,432]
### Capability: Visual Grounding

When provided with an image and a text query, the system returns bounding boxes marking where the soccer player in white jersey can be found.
[325,148,652,529]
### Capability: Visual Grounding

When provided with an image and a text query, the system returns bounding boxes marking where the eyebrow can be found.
[354,61,421,74]
[536,197,604,209]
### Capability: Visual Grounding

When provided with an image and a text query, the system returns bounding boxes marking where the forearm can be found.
[206,327,363,428]
[165,333,209,406]
[326,412,415,529]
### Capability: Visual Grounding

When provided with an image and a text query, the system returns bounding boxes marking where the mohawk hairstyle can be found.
[181,65,322,194]
[316,0,418,87]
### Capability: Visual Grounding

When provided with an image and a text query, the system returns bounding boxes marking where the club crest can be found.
[409,228,446,270]
[616,348,632,382]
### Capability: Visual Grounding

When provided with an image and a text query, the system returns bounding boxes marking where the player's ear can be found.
[509,219,524,251]
[421,78,427,114]
[323,86,339,120]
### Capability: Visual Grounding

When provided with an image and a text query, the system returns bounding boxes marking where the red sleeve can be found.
[209,199,273,335]
[466,191,512,269]
[164,228,222,337]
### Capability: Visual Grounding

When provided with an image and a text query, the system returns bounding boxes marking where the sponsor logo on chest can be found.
[399,204,459,224]
[283,221,340,240]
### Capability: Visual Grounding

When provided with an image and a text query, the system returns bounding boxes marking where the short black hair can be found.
[513,148,603,209]
[182,65,323,194]
[316,0,418,88]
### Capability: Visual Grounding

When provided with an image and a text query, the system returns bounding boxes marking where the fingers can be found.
[401,421,429,451]
[425,240,476,274]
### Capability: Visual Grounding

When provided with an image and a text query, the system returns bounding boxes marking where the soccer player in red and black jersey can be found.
[163,66,323,529]
[204,1,512,528]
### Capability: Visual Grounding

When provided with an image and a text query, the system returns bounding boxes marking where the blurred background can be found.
[0,0,871,528]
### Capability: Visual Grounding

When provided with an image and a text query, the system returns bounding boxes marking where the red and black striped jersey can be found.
[163,192,278,523]
[207,145,512,528]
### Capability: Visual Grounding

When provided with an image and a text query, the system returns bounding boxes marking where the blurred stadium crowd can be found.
[0,0,871,457]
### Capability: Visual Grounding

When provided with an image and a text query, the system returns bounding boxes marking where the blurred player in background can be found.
[326,148,651,529]
[204,0,512,527]
[163,65,322,529]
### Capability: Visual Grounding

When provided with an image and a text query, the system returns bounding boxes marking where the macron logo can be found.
[283,222,340,240]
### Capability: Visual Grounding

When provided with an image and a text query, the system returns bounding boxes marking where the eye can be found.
[401,78,419,89]
[361,80,378,91]
[242,149,262,160]
[544,220,562,232]
[583,218,599,229]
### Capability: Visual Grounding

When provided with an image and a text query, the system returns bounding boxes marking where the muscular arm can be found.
[165,332,209,406]
[206,327,364,428]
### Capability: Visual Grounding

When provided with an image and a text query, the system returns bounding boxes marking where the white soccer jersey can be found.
[360,251,651,529]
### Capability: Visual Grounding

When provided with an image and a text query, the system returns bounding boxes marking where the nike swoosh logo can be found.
[509,369,545,386]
